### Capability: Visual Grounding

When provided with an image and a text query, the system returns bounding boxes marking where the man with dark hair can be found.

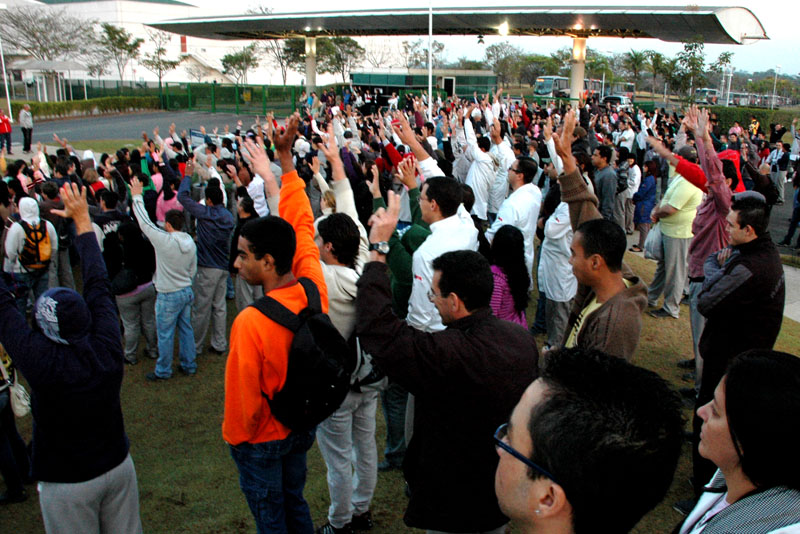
[357,194,539,534]
[406,175,478,333]
[131,178,197,381]
[178,169,235,357]
[552,110,647,361]
[223,116,327,534]
[92,189,132,283]
[229,195,262,312]
[39,181,75,289]
[486,155,542,278]
[590,145,616,220]
[690,190,785,499]
[494,347,684,534]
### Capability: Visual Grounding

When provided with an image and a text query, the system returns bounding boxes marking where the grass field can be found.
[1,204,799,533]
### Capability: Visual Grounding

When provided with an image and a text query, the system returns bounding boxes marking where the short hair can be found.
[516,156,538,184]
[41,181,59,200]
[732,193,769,237]
[477,136,492,152]
[238,195,257,217]
[724,350,800,490]
[240,216,296,275]
[164,209,185,231]
[459,184,475,213]
[529,347,684,533]
[594,145,612,164]
[55,160,70,177]
[423,176,462,218]
[424,121,435,134]
[575,218,626,272]
[101,190,119,209]
[205,186,223,206]
[317,213,360,268]
[721,159,739,190]
[432,250,493,311]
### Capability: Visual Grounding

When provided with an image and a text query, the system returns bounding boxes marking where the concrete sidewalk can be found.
[626,232,800,323]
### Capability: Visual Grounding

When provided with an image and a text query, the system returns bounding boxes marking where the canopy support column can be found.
[305,37,317,92]
[569,37,587,103]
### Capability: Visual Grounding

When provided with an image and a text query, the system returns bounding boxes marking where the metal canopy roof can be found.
[149,6,768,45]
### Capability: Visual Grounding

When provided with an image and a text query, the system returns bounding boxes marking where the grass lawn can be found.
[66,139,142,155]
[2,241,799,533]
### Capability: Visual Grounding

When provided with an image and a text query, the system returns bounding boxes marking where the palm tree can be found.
[645,51,666,97]
[623,49,648,91]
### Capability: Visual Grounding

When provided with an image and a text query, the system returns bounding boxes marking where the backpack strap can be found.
[297,277,322,313]
[249,296,303,333]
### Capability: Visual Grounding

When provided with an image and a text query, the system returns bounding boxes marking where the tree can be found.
[1,6,96,61]
[398,39,446,69]
[317,37,365,83]
[645,51,666,95]
[451,57,487,70]
[184,62,211,83]
[283,39,308,75]
[519,54,559,87]
[222,43,261,85]
[548,48,572,76]
[363,38,395,69]
[140,30,183,107]
[623,49,647,88]
[485,41,523,87]
[262,40,292,84]
[98,23,143,84]
[676,37,706,100]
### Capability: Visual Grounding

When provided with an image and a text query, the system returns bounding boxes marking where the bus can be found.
[534,76,605,99]
[533,76,570,98]
[695,88,719,105]
[609,82,635,98]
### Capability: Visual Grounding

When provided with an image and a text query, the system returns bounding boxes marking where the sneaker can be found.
[677,359,695,369]
[648,309,676,319]
[146,372,170,382]
[178,366,196,377]
[208,346,227,355]
[351,511,373,531]
[124,356,138,365]
[0,489,28,505]
[316,523,353,534]
[673,498,697,516]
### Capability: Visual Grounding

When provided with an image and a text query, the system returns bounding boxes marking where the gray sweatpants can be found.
[234,274,263,312]
[545,298,571,349]
[38,454,142,534]
[613,194,627,230]
[192,266,228,354]
[688,281,706,394]
[647,234,690,318]
[116,284,157,362]
[316,390,379,529]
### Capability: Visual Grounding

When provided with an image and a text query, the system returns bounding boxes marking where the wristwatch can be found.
[369,241,390,255]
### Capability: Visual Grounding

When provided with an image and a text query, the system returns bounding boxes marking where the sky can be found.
[187,0,799,77]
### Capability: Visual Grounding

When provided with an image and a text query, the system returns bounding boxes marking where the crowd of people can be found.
[0,86,799,534]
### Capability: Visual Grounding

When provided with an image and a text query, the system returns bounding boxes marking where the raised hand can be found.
[551,110,577,175]
[274,114,300,154]
[396,156,417,189]
[368,190,400,245]
[51,183,91,232]
[242,136,274,181]
[130,176,144,197]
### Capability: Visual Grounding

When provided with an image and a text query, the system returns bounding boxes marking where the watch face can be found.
[378,242,390,254]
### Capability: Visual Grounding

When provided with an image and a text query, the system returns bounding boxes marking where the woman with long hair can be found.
[630,159,658,253]
[489,225,530,327]
[679,350,800,533]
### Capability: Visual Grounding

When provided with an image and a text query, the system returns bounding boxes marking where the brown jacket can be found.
[559,168,648,361]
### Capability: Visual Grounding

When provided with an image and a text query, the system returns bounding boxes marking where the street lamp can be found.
[0,3,13,121]
[771,65,780,110]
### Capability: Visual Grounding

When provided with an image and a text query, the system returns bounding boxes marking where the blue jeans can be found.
[379,380,407,467]
[13,270,50,316]
[229,429,316,534]
[154,287,195,378]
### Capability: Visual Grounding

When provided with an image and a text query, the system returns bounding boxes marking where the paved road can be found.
[29,111,261,144]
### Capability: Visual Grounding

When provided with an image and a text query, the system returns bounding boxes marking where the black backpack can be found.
[249,278,354,432]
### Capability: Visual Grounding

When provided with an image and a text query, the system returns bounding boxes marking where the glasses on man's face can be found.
[494,423,560,485]
[427,289,445,303]
[508,166,519,174]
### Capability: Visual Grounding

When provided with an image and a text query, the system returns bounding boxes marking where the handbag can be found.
[0,361,31,418]
[643,223,664,262]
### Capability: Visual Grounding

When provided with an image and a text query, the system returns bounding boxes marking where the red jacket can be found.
[0,115,11,134]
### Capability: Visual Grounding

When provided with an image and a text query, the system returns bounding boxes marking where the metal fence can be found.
[160,83,302,116]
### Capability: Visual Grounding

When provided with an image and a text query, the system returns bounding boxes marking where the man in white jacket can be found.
[130,177,198,381]
[463,106,497,224]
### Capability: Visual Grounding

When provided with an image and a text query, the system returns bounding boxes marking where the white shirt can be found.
[407,205,479,332]
[486,182,542,278]
[248,175,269,216]
[618,128,635,152]
[537,202,577,303]
[463,119,496,220]
[626,164,642,200]
[488,140,517,214]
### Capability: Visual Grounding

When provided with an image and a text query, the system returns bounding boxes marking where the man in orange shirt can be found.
[223,115,328,534]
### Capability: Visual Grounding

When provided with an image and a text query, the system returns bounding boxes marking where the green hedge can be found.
[707,106,797,132]
[9,96,160,120]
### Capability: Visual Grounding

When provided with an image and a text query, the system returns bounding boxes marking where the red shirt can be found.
[0,115,11,134]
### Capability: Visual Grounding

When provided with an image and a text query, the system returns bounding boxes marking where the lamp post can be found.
[0,3,13,121]
[771,65,780,110]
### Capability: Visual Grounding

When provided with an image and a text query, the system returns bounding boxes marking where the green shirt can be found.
[658,175,703,239]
